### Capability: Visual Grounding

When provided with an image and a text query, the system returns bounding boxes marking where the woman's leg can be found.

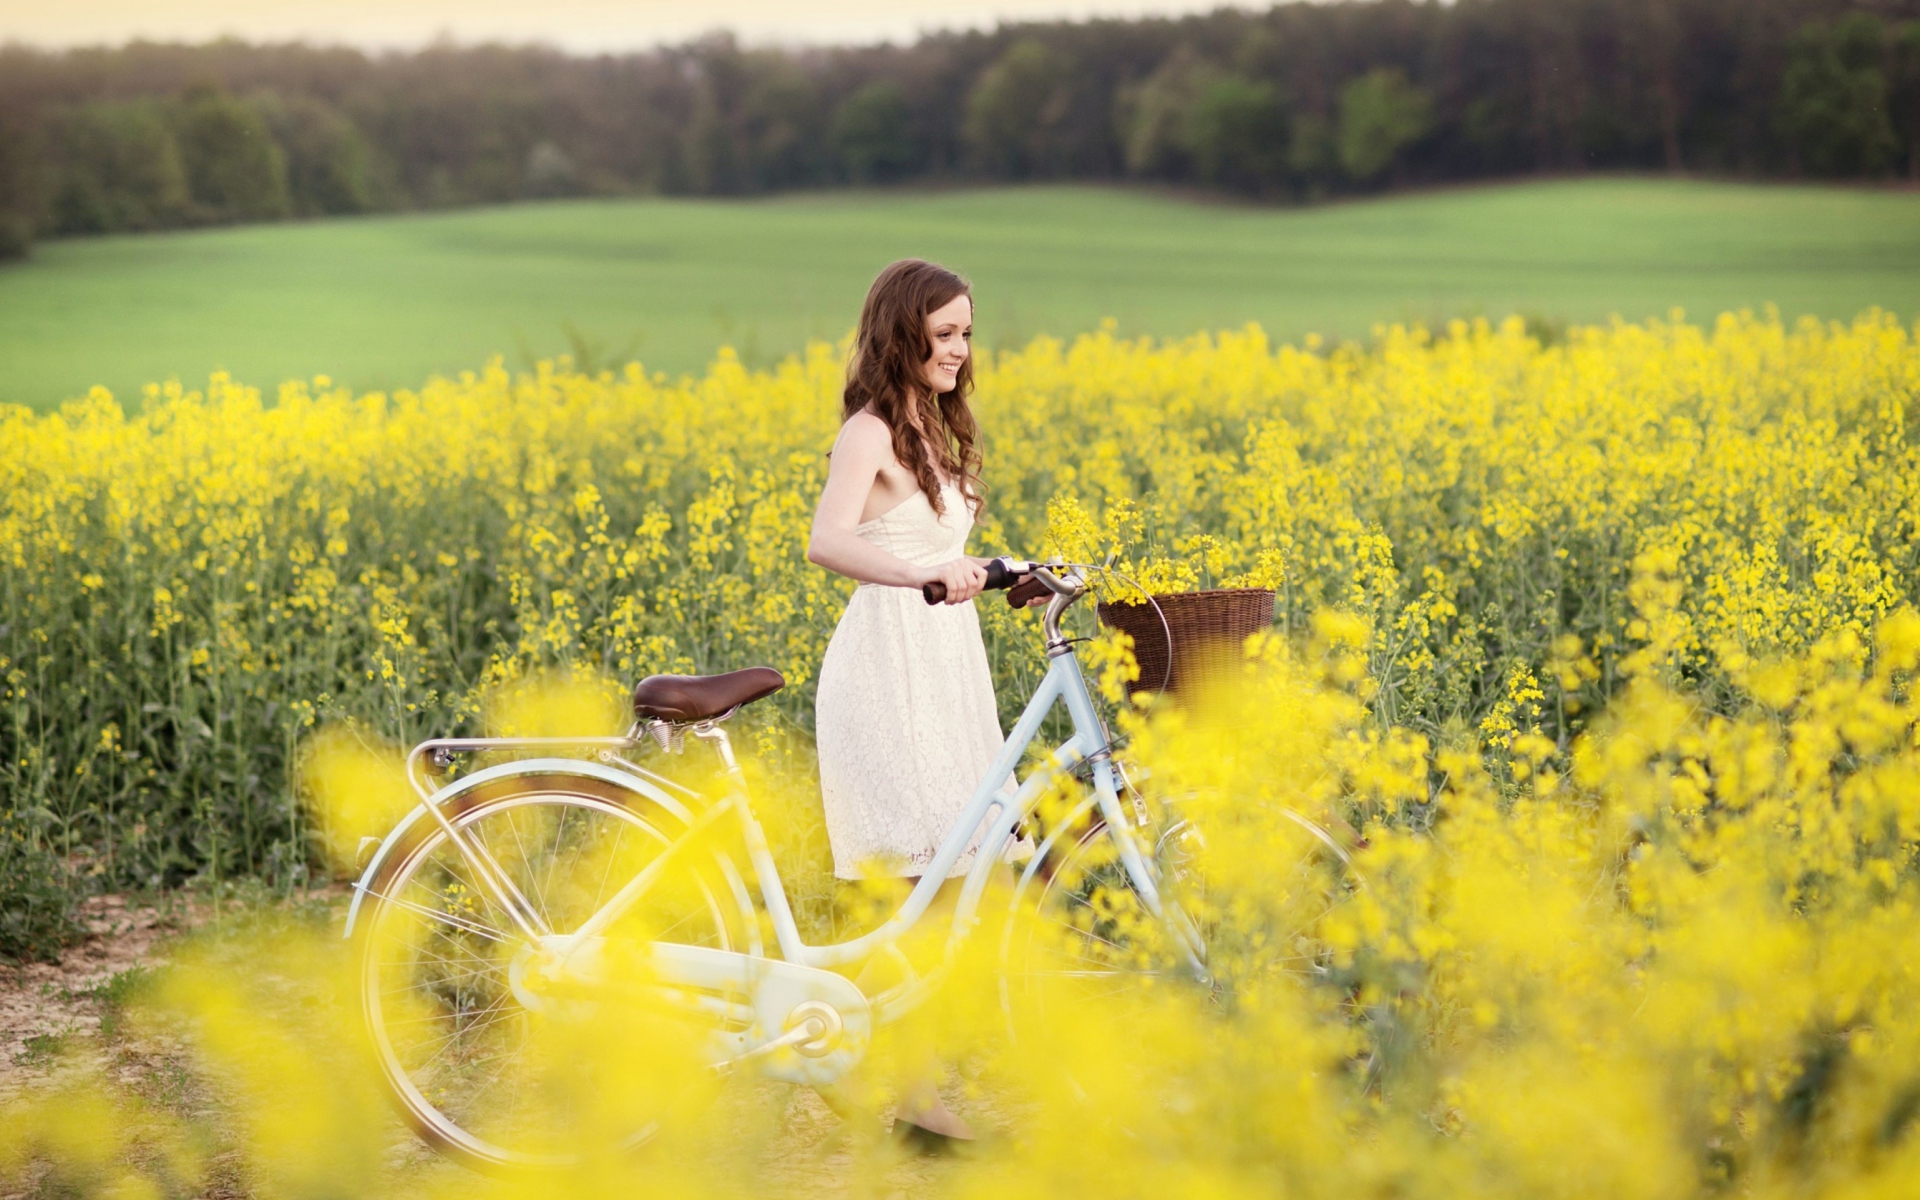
[887,875,975,1140]
[852,861,1020,1142]
[847,874,976,1141]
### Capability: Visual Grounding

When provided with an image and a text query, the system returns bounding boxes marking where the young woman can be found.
[806,258,1026,1145]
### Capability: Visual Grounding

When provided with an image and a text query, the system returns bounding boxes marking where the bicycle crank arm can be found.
[648,943,873,1088]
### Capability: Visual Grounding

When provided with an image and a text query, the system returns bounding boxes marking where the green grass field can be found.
[3,178,1919,410]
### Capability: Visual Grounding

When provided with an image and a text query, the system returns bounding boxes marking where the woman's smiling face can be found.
[920,293,973,395]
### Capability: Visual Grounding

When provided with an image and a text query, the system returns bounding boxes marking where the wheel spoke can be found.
[358,787,746,1168]
[593,822,625,911]
[538,803,565,924]
[1016,968,1169,979]
[409,994,521,1073]
[363,887,516,945]
[1039,911,1130,954]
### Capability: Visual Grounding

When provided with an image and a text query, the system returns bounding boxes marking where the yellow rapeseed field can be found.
[3,310,1920,1198]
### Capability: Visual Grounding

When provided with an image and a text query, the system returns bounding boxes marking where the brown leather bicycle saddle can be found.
[631,667,785,722]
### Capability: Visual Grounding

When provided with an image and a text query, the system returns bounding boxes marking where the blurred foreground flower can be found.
[9,606,1920,1198]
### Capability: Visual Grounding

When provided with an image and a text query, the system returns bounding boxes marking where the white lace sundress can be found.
[814,480,1025,880]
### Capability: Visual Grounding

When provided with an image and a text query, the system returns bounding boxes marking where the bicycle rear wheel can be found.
[354,773,757,1170]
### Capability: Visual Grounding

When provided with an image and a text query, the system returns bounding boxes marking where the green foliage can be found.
[1889,21,1920,179]
[831,82,917,183]
[523,141,580,199]
[736,64,829,191]
[1121,57,1293,194]
[87,966,162,1037]
[675,45,831,195]
[13,1032,66,1066]
[170,84,290,222]
[0,212,28,261]
[964,39,1078,179]
[23,86,371,238]
[1186,76,1291,194]
[89,965,160,1010]
[0,809,80,964]
[256,93,376,216]
[0,108,37,259]
[2,4,1919,241]
[1120,50,1208,177]
[46,101,190,235]
[1285,113,1336,186]
[1337,68,1434,184]
[1778,14,1902,176]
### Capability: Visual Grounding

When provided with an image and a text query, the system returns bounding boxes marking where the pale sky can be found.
[0,1,1262,53]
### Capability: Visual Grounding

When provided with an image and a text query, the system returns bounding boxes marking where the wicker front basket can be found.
[1095,588,1277,698]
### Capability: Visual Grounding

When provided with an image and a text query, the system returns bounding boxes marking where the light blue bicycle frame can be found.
[743,643,1163,979]
[347,574,1203,1031]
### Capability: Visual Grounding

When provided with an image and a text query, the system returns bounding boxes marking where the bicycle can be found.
[343,558,1357,1169]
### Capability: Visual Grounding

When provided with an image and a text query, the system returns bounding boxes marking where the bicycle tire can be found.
[353,772,759,1171]
[999,798,1361,1040]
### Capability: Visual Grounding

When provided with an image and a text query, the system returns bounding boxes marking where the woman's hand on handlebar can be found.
[919,556,1054,605]
[924,558,988,605]
[1007,574,1051,608]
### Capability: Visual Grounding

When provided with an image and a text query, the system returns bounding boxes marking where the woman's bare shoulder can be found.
[836,410,894,455]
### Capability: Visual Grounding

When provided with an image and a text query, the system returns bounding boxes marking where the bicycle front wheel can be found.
[1000,802,1360,1036]
[354,772,758,1171]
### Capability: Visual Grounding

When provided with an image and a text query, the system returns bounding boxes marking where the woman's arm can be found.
[807,413,986,602]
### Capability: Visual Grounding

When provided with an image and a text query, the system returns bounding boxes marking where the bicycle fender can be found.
[341,757,698,939]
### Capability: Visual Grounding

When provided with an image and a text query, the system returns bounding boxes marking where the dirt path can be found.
[2,894,968,1197]
[0,893,194,1099]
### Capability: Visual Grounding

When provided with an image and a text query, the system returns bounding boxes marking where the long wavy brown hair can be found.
[842,259,983,517]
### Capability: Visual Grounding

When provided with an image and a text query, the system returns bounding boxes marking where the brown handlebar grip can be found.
[1006,575,1050,608]
[923,559,1016,605]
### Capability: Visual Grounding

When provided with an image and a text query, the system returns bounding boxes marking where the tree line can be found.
[2,0,1919,260]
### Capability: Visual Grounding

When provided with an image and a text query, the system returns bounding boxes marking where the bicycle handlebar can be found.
[922,556,1024,605]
